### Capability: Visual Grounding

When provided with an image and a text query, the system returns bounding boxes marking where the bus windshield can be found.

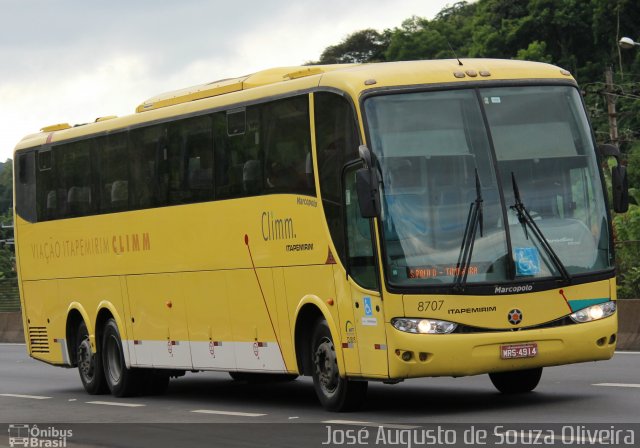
[364,85,611,288]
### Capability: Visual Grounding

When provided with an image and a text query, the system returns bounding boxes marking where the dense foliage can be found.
[312,0,640,297]
[0,160,14,279]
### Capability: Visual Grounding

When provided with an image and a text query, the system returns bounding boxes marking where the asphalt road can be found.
[1,344,639,447]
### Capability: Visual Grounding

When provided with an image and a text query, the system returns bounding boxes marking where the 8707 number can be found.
[417,300,444,312]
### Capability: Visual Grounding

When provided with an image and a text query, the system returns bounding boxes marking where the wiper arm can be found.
[454,169,484,291]
[510,172,571,283]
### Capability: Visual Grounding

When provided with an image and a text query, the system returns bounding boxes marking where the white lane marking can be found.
[322,420,419,429]
[0,393,51,400]
[0,343,26,346]
[614,351,640,355]
[86,401,146,407]
[191,409,266,417]
[593,383,640,388]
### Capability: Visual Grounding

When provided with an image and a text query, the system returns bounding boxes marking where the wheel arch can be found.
[293,296,344,376]
[65,303,91,366]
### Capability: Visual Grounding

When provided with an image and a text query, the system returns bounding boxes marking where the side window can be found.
[314,92,360,265]
[344,162,378,290]
[166,116,214,205]
[57,141,93,218]
[96,133,129,213]
[215,108,264,199]
[15,151,36,222]
[263,96,314,195]
[130,125,168,209]
[36,148,57,221]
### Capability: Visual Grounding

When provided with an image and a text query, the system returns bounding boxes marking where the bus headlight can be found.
[391,318,457,334]
[570,301,616,323]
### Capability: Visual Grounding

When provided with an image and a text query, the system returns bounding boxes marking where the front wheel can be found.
[76,321,108,395]
[311,318,367,411]
[102,318,143,397]
[489,367,543,394]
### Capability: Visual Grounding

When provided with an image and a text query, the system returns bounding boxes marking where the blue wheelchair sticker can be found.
[514,247,541,276]
[363,297,373,316]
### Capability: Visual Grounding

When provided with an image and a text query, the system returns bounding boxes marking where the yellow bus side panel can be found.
[182,271,234,370]
[225,268,287,372]
[126,274,192,369]
[22,279,62,364]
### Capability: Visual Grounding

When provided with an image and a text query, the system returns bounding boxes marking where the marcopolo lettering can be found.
[494,284,534,294]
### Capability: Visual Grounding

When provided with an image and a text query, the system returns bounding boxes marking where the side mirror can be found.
[598,143,621,159]
[356,168,380,218]
[355,145,381,218]
[612,164,629,213]
[598,143,629,213]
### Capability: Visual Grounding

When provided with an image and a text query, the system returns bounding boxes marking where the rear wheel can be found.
[102,318,143,397]
[311,318,367,411]
[489,367,543,394]
[76,321,108,395]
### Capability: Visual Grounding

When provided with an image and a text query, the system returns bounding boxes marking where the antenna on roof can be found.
[447,40,463,66]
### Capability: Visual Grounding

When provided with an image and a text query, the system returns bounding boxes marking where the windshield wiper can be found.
[453,169,484,291]
[510,172,571,283]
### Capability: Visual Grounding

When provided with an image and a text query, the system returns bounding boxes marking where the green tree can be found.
[313,29,390,64]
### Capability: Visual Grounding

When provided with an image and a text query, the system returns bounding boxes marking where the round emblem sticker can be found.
[508,309,523,325]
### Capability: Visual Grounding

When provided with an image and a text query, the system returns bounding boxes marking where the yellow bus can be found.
[13,60,629,411]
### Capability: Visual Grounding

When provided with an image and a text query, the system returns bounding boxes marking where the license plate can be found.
[500,343,538,359]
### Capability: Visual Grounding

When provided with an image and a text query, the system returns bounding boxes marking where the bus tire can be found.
[489,367,543,394]
[311,318,367,411]
[102,318,142,397]
[76,321,108,395]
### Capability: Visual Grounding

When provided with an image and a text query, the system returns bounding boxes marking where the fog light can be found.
[401,351,413,361]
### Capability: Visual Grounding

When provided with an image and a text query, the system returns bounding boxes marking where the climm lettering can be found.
[112,233,151,254]
[262,212,296,241]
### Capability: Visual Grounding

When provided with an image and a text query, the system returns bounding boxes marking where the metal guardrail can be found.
[0,278,20,312]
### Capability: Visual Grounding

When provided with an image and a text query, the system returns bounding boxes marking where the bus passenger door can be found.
[344,163,388,378]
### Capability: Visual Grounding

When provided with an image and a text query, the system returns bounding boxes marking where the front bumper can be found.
[386,314,617,379]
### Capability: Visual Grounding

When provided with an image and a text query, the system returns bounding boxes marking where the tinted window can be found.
[15,152,36,222]
[215,108,262,198]
[130,125,168,209]
[96,133,129,213]
[166,116,214,204]
[314,92,360,265]
[36,149,57,221]
[263,96,314,195]
[58,141,93,218]
[30,94,314,221]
